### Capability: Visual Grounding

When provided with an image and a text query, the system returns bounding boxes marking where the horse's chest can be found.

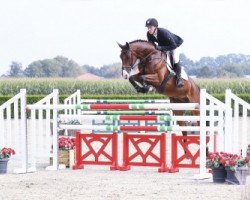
[139,64,154,74]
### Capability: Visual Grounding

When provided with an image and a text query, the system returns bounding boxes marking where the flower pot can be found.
[235,166,249,185]
[225,167,239,185]
[0,158,9,174]
[50,150,70,168]
[59,150,70,168]
[212,167,226,183]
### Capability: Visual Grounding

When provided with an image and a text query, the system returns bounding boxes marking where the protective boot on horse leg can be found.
[129,75,149,93]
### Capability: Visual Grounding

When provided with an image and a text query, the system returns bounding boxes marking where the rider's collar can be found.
[153,28,158,39]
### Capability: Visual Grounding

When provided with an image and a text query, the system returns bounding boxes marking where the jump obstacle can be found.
[0,89,249,179]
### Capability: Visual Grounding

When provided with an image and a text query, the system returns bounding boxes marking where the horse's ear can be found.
[125,42,130,49]
[117,42,125,49]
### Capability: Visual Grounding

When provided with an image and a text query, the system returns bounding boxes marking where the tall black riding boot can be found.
[174,63,184,88]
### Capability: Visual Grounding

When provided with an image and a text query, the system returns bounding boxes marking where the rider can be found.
[145,18,184,88]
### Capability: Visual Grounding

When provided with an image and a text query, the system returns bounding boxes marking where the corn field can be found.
[0,78,249,95]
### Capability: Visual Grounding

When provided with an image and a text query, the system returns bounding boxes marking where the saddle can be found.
[163,52,188,80]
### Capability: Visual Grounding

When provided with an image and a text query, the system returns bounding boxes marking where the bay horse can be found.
[117,40,201,136]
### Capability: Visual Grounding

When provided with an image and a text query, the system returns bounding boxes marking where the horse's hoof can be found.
[141,87,149,93]
[135,86,143,93]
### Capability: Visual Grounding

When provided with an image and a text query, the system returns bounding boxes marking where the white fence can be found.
[226,89,250,157]
[0,89,27,173]
[29,89,59,171]
[0,88,249,178]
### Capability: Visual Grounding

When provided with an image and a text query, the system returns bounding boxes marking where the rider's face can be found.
[147,26,156,35]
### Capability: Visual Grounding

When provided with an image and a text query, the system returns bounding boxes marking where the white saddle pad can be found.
[166,62,188,80]
[180,67,188,80]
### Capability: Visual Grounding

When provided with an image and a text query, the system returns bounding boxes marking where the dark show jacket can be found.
[147,27,183,51]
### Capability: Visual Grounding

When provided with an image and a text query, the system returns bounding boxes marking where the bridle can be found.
[121,45,175,92]
[121,48,156,72]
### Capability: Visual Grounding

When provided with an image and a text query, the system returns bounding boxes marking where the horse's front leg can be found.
[140,73,162,88]
[129,75,149,93]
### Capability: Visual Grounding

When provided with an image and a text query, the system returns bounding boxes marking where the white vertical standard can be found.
[225,89,250,157]
[217,109,224,152]
[208,99,215,152]
[51,89,59,170]
[63,90,81,136]
[242,107,247,157]
[194,89,211,179]
[28,89,60,171]
[233,100,239,154]
[30,109,36,171]
[225,89,233,153]
[20,89,28,173]
[64,89,81,115]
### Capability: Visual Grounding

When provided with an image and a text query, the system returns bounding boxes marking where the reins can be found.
[122,45,175,93]
[123,48,156,70]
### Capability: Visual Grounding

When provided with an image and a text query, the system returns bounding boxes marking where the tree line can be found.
[180,53,250,78]
[3,54,250,78]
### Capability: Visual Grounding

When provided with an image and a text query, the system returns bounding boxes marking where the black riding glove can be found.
[156,45,163,51]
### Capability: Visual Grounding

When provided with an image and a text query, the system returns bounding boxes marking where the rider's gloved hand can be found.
[156,45,163,51]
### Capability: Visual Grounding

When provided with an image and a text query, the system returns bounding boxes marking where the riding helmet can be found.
[145,18,158,27]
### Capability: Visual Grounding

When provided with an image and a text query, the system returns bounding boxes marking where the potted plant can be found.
[58,136,76,151]
[223,153,250,185]
[206,152,227,183]
[235,155,250,185]
[50,137,76,168]
[247,144,250,176]
[222,153,240,184]
[247,144,250,157]
[0,147,15,174]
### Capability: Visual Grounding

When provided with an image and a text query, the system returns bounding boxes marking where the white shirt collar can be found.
[153,28,157,39]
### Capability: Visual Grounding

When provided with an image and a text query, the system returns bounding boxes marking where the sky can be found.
[0,0,250,75]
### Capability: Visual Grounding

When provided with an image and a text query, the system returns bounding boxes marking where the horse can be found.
[117,40,201,137]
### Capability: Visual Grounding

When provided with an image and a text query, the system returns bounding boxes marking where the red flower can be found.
[58,136,75,150]
[208,153,216,159]
[0,147,15,159]
[219,158,226,166]
[229,160,235,166]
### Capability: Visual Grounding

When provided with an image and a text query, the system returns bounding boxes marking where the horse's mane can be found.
[129,39,154,46]
[129,39,148,44]
[128,40,155,49]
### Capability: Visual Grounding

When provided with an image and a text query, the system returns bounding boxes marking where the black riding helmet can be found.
[145,18,158,27]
